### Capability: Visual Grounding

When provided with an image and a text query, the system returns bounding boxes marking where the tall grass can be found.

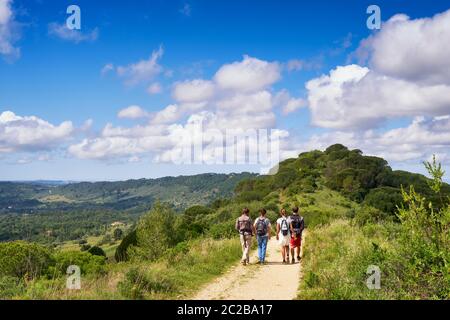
[11,237,241,300]
[298,219,391,300]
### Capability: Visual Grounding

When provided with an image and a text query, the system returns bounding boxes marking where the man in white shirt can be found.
[276,208,290,264]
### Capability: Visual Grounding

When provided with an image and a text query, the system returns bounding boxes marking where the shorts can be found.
[278,234,290,247]
[290,235,302,248]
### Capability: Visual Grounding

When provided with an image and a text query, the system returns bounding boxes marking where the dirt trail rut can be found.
[193,236,304,300]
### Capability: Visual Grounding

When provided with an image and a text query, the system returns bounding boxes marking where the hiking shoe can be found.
[241,260,247,266]
[297,256,301,262]
[282,259,286,264]
[291,258,295,264]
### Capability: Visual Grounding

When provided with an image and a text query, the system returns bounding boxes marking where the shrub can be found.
[80,244,91,252]
[208,221,235,239]
[354,206,389,227]
[302,208,337,228]
[113,228,124,241]
[131,203,178,261]
[115,229,137,262]
[0,276,25,299]
[49,251,106,276]
[0,241,52,279]
[164,241,190,264]
[88,246,106,257]
[184,206,212,217]
[117,267,175,300]
[363,187,403,214]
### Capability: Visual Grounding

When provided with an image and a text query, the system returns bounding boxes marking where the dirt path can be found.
[193,236,304,300]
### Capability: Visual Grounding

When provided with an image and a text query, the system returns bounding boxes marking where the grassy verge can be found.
[298,219,397,299]
[18,237,241,300]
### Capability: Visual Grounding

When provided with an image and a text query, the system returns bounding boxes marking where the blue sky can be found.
[1,0,450,180]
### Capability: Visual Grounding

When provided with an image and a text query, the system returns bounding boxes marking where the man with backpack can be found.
[289,207,305,264]
[254,208,271,265]
[235,208,256,266]
[276,208,291,264]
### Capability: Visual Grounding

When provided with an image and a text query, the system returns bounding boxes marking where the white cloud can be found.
[282,98,307,115]
[128,156,141,163]
[307,10,450,131]
[147,82,162,95]
[214,55,281,93]
[0,111,74,153]
[48,23,99,44]
[151,104,182,125]
[0,0,12,24]
[273,89,307,115]
[359,10,450,85]
[306,64,450,130]
[116,46,164,86]
[101,63,114,75]
[0,0,20,59]
[69,55,294,163]
[299,8,450,167]
[301,115,450,163]
[172,79,215,103]
[117,105,149,119]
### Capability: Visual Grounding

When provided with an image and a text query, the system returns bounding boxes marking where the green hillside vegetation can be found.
[0,173,254,243]
[0,144,448,300]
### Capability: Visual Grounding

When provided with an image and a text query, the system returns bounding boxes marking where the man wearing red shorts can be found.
[289,207,305,264]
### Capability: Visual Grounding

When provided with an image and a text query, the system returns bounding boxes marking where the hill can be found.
[0,172,255,242]
[0,144,448,300]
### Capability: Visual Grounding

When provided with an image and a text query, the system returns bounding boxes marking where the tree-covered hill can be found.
[234,144,450,214]
[0,173,255,242]
[0,172,256,214]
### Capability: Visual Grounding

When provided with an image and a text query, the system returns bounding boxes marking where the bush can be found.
[208,221,236,239]
[0,276,25,299]
[131,203,178,261]
[80,244,91,252]
[164,241,190,264]
[302,208,337,228]
[88,246,106,257]
[363,187,403,214]
[117,267,175,300]
[113,228,124,241]
[115,229,137,262]
[184,206,212,217]
[354,206,389,227]
[0,241,52,279]
[49,251,106,276]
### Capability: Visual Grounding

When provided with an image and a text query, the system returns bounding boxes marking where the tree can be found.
[113,228,124,241]
[132,203,178,261]
[115,229,137,262]
[0,241,52,279]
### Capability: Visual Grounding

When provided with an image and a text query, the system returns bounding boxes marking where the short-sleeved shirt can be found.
[236,215,253,235]
[277,216,291,236]
[289,214,305,235]
[254,217,271,236]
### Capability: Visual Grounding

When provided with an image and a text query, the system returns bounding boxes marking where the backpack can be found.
[290,215,304,237]
[238,217,253,235]
[256,218,268,236]
[280,218,289,236]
